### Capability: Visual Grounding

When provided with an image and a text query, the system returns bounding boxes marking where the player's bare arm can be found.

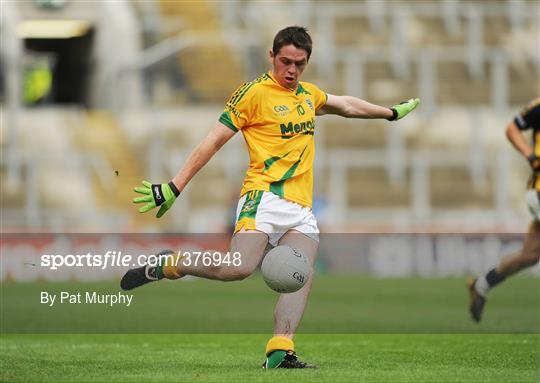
[317,94,392,118]
[317,94,420,121]
[506,120,534,160]
[171,122,236,192]
[132,122,235,218]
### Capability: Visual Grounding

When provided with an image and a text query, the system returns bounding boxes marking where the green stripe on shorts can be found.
[238,191,263,221]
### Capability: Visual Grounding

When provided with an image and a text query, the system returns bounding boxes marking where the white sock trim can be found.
[145,264,158,281]
[474,276,490,297]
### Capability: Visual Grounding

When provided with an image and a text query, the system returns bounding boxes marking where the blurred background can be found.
[1,0,539,234]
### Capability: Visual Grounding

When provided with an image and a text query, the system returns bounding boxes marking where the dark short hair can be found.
[272,26,312,61]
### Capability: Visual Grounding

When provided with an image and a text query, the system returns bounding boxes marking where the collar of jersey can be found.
[267,71,299,94]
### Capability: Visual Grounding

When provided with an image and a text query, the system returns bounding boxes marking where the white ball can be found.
[261,245,310,293]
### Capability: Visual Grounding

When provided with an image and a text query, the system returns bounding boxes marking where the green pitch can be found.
[1,275,539,382]
[1,334,538,382]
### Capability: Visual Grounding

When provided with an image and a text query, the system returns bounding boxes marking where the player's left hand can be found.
[389,98,420,121]
[133,180,180,218]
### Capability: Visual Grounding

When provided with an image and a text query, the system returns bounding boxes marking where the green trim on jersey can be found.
[219,111,238,132]
[229,73,269,107]
[264,151,291,171]
[238,190,263,221]
[230,82,254,106]
[296,83,311,96]
[269,161,301,198]
[269,147,307,198]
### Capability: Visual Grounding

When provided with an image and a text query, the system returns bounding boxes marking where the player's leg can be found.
[122,190,271,289]
[120,229,268,289]
[473,220,540,293]
[181,229,269,281]
[264,229,318,369]
[273,230,318,337]
[468,219,540,322]
[493,220,540,277]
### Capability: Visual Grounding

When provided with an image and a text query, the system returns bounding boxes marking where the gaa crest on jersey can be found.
[306,99,314,111]
[273,105,290,116]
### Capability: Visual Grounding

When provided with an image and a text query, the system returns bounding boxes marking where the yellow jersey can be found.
[219,72,327,207]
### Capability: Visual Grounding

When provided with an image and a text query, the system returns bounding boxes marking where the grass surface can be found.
[1,276,539,333]
[1,275,539,382]
[1,334,539,382]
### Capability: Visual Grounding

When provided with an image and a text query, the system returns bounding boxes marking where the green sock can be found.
[266,350,287,368]
[155,265,164,280]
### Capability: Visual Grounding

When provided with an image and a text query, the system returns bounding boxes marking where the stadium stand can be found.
[1,0,538,231]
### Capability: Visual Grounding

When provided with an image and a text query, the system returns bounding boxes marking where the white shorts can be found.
[234,190,319,246]
[525,189,540,221]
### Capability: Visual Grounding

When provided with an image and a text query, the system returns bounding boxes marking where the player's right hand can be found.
[389,98,420,120]
[528,153,540,171]
[133,180,180,218]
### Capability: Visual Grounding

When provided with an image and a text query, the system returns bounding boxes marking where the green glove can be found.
[388,98,420,121]
[133,180,180,218]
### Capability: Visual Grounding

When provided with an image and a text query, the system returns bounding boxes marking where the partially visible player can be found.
[468,98,540,322]
[121,26,420,368]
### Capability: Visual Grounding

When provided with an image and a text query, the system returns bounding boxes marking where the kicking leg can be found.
[121,229,269,289]
[181,230,269,281]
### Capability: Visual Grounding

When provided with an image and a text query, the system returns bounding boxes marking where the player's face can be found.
[270,44,309,90]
